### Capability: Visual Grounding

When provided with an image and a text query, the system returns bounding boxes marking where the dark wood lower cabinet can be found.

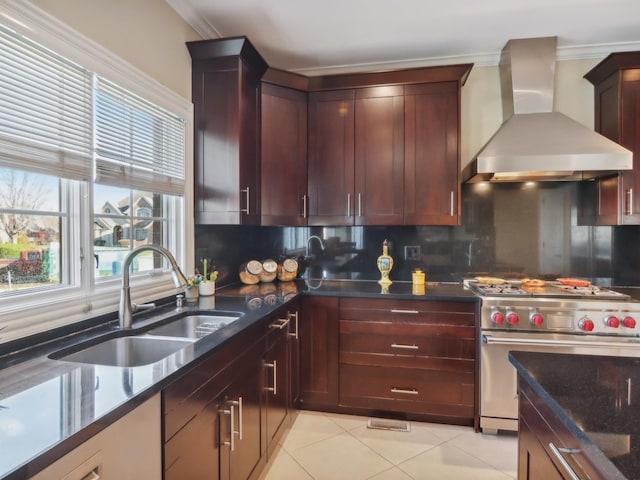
[518,379,606,480]
[299,296,340,409]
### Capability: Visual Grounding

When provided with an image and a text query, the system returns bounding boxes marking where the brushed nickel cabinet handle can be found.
[220,404,235,451]
[302,195,308,218]
[625,188,634,215]
[450,191,455,216]
[230,397,243,440]
[265,361,277,395]
[548,443,582,480]
[241,187,250,214]
[358,193,362,217]
[288,311,299,339]
[391,387,418,395]
[391,309,419,314]
[347,193,351,217]
[391,343,419,350]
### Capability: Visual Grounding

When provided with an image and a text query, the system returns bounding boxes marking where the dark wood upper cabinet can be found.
[307,89,356,225]
[188,36,471,226]
[583,52,640,225]
[354,86,405,225]
[260,80,308,226]
[404,82,461,225]
[306,66,471,226]
[188,37,268,225]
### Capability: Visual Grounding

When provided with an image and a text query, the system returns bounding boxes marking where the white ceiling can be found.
[167,0,640,75]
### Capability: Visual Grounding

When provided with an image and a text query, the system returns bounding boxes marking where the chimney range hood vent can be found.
[462,36,632,183]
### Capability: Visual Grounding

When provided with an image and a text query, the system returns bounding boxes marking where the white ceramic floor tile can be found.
[281,410,346,452]
[291,432,394,480]
[446,430,518,477]
[398,443,514,480]
[367,466,416,480]
[348,422,445,465]
[323,411,370,431]
[260,448,314,480]
[417,422,470,442]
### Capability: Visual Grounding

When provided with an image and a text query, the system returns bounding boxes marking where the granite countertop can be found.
[0,279,475,479]
[509,351,640,480]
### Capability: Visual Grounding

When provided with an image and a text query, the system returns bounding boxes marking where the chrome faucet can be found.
[119,245,188,329]
[306,235,325,257]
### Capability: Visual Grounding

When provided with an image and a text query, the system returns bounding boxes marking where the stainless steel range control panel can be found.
[480,297,640,336]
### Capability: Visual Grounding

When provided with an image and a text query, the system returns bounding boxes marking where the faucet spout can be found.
[306,235,325,257]
[119,245,187,329]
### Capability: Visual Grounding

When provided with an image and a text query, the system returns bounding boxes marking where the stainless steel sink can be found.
[146,313,241,340]
[51,336,194,367]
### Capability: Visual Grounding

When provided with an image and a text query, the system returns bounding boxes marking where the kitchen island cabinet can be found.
[582,51,640,225]
[187,37,268,225]
[511,351,635,480]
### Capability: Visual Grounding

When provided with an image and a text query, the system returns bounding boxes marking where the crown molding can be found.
[165,0,221,39]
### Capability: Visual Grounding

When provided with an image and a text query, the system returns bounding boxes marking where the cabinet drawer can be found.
[340,364,474,417]
[340,320,475,360]
[339,297,476,325]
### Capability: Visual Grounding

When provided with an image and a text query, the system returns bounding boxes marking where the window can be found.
[0,5,193,343]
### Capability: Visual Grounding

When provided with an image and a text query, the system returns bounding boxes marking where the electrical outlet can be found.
[404,245,421,261]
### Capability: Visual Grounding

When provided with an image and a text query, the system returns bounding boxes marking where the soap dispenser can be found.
[377,239,394,286]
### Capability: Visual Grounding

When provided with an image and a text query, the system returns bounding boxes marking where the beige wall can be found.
[31,0,202,99]
[461,57,604,169]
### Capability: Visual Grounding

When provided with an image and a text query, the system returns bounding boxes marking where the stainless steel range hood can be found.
[462,36,632,183]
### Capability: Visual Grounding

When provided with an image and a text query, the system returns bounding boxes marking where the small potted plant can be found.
[185,274,201,303]
[198,258,218,296]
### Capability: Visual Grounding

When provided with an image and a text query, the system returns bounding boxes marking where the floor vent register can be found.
[367,419,411,432]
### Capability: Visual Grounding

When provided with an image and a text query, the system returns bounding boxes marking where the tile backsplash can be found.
[196,182,640,287]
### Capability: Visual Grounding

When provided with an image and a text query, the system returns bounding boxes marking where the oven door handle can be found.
[482,334,640,349]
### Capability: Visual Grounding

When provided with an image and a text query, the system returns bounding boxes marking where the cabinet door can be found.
[307,90,355,225]
[261,83,308,226]
[264,314,290,451]
[404,82,460,225]
[222,340,264,480]
[620,72,640,224]
[192,55,261,225]
[354,86,405,225]
[165,398,221,480]
[518,414,565,480]
[299,296,340,408]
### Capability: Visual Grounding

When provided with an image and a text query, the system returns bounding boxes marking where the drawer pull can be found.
[390,309,419,315]
[391,387,418,395]
[548,443,582,480]
[391,343,419,350]
[270,318,290,330]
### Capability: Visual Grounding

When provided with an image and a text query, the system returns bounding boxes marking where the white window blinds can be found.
[95,77,185,196]
[0,24,92,181]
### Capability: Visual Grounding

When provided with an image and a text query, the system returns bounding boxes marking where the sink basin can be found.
[51,336,193,367]
[146,313,241,340]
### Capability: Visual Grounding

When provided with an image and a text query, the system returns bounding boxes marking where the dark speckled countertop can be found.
[0,279,476,480]
[509,351,640,480]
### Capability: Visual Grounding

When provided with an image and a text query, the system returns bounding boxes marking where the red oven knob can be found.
[605,316,620,328]
[623,316,637,329]
[506,311,519,325]
[578,318,594,332]
[491,311,505,324]
[529,313,544,326]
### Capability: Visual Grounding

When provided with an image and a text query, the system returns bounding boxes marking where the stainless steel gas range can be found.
[467,279,640,434]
